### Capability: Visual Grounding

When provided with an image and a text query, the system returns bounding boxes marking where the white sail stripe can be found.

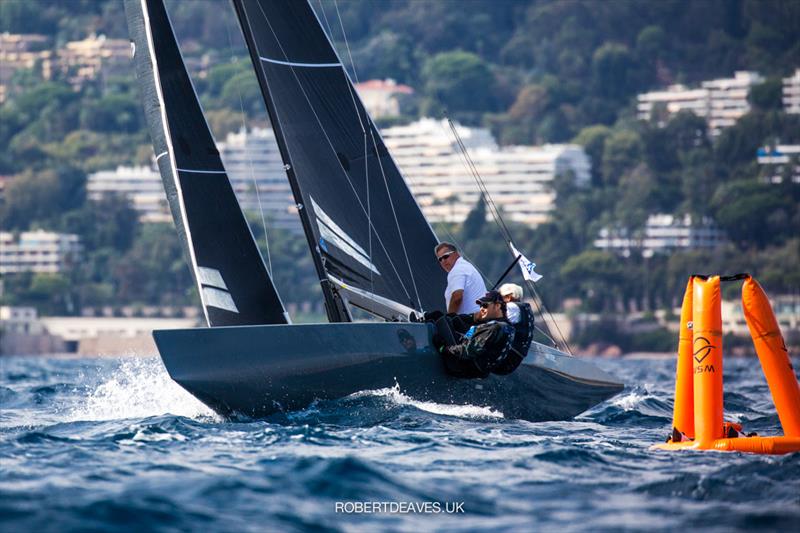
[202,286,239,313]
[312,198,380,275]
[176,168,227,174]
[259,56,341,68]
[155,151,168,161]
[197,267,227,290]
[311,197,372,261]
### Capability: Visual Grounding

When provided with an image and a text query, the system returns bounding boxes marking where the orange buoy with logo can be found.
[653,274,800,455]
[692,276,724,445]
[670,277,694,440]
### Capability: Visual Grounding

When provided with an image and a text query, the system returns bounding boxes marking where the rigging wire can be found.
[322,0,375,297]
[222,11,273,275]
[332,0,423,310]
[444,117,573,354]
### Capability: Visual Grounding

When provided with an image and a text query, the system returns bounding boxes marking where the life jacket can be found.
[491,302,534,375]
[470,319,516,376]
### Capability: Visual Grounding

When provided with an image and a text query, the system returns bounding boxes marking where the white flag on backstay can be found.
[509,242,543,283]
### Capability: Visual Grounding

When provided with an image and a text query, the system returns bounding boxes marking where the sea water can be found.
[1,355,798,532]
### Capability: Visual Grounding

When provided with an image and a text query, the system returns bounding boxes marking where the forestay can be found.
[232,0,446,321]
[124,0,289,327]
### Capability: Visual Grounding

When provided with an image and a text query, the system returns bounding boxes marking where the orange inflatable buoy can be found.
[670,278,694,440]
[653,274,800,455]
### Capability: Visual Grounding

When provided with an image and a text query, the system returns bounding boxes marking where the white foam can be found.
[350,383,504,419]
[70,357,218,422]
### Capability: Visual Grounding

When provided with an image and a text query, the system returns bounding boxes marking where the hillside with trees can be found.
[1,0,798,343]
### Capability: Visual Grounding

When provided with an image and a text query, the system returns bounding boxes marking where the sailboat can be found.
[124,0,623,422]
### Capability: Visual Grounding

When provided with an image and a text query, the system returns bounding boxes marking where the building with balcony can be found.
[702,71,763,136]
[784,69,800,114]
[757,144,800,184]
[637,71,764,136]
[0,32,53,102]
[57,33,131,87]
[217,127,299,232]
[380,118,590,226]
[636,84,709,125]
[354,78,414,118]
[0,230,82,274]
[594,214,726,257]
[87,165,170,223]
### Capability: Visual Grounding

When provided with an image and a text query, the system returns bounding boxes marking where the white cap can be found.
[498,283,523,301]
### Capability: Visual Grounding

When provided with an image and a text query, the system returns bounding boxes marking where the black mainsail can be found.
[125,0,289,327]
[232,0,446,322]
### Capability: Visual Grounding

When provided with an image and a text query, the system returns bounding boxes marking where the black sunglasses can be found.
[437,252,455,263]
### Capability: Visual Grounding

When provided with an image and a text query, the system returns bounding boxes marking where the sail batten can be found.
[125,0,289,327]
[233,0,446,319]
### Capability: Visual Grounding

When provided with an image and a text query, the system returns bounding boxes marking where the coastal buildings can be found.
[354,79,414,118]
[636,84,709,125]
[87,129,298,230]
[637,71,764,136]
[757,144,800,184]
[217,127,299,231]
[594,214,726,257]
[87,165,170,223]
[702,71,763,135]
[0,32,129,100]
[381,118,590,225]
[57,34,131,88]
[784,69,800,114]
[0,230,82,274]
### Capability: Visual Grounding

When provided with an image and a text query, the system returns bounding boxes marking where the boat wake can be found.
[349,383,505,420]
[69,357,218,422]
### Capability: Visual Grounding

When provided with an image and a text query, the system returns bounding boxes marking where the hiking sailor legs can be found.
[435,290,517,378]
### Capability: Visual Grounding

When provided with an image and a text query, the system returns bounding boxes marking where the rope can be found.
[223,10,273,275]
[445,117,573,354]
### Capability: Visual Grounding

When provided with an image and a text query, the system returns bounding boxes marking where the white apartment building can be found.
[784,69,800,114]
[702,71,763,135]
[57,33,131,87]
[636,84,709,124]
[87,129,299,230]
[217,127,299,231]
[637,71,764,136]
[354,79,414,118]
[87,165,170,223]
[595,214,726,257]
[0,230,82,274]
[381,118,590,226]
[757,144,800,184]
[0,33,53,102]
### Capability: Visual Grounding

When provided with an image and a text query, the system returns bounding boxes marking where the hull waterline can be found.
[154,322,624,422]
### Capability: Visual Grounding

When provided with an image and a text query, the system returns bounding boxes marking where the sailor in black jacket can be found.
[436,290,516,378]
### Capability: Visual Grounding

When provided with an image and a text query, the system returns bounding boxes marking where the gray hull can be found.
[153,322,624,422]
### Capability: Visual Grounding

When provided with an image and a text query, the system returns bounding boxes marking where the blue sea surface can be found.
[1,354,798,532]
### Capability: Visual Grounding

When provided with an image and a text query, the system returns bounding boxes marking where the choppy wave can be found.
[1,355,799,532]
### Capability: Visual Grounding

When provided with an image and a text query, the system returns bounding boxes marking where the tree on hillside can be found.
[422,50,495,115]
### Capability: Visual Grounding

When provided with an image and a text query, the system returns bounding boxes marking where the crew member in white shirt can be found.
[434,242,487,315]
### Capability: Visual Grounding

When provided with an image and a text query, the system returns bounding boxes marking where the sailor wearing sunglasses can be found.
[434,242,486,315]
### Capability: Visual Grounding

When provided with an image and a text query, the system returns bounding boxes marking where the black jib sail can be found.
[124,0,289,327]
[232,0,446,321]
